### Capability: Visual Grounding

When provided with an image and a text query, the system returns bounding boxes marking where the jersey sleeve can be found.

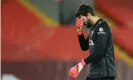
[78,33,89,51]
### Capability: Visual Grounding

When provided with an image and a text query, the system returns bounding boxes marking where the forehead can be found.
[80,15,86,17]
[80,15,87,19]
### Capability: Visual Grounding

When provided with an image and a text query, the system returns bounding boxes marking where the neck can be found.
[92,16,100,25]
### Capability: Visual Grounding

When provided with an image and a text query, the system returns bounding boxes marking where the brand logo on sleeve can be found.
[97,27,106,35]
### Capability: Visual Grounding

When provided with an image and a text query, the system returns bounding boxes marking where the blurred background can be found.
[1,0,133,80]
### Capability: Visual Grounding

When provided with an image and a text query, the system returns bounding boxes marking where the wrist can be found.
[77,28,83,35]
[77,59,86,73]
[77,31,83,35]
[80,59,86,67]
[77,63,83,73]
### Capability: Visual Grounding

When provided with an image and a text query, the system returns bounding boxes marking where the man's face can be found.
[80,15,93,28]
[80,15,89,25]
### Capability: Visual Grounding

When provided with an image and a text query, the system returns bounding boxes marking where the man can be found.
[69,4,116,80]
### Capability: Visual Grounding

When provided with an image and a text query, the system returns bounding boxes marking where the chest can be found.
[88,29,96,47]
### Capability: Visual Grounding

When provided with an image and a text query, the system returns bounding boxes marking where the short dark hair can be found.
[75,4,95,17]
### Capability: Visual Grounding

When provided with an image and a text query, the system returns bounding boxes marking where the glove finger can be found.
[76,18,83,23]
[69,69,77,78]
[76,17,81,21]
[76,23,83,27]
[76,21,82,26]
[69,69,73,76]
[76,19,83,23]
[76,20,83,25]
[69,69,74,77]
[76,19,82,23]
[73,66,78,78]
[76,19,83,27]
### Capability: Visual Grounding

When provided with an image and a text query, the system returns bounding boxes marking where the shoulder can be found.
[95,20,110,35]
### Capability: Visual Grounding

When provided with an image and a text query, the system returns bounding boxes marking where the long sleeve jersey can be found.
[78,19,116,78]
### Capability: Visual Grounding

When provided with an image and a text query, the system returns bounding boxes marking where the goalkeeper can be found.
[69,4,116,80]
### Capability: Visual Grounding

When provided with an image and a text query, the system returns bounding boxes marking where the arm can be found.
[84,25,108,64]
[78,33,89,51]
[76,17,89,51]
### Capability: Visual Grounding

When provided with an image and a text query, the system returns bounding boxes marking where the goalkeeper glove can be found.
[69,59,86,78]
[76,18,84,35]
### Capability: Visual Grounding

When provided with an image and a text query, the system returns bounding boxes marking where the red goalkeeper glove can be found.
[76,18,83,35]
[76,18,83,28]
[69,59,86,78]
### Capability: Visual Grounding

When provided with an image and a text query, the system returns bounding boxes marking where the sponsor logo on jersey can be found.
[97,27,106,35]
